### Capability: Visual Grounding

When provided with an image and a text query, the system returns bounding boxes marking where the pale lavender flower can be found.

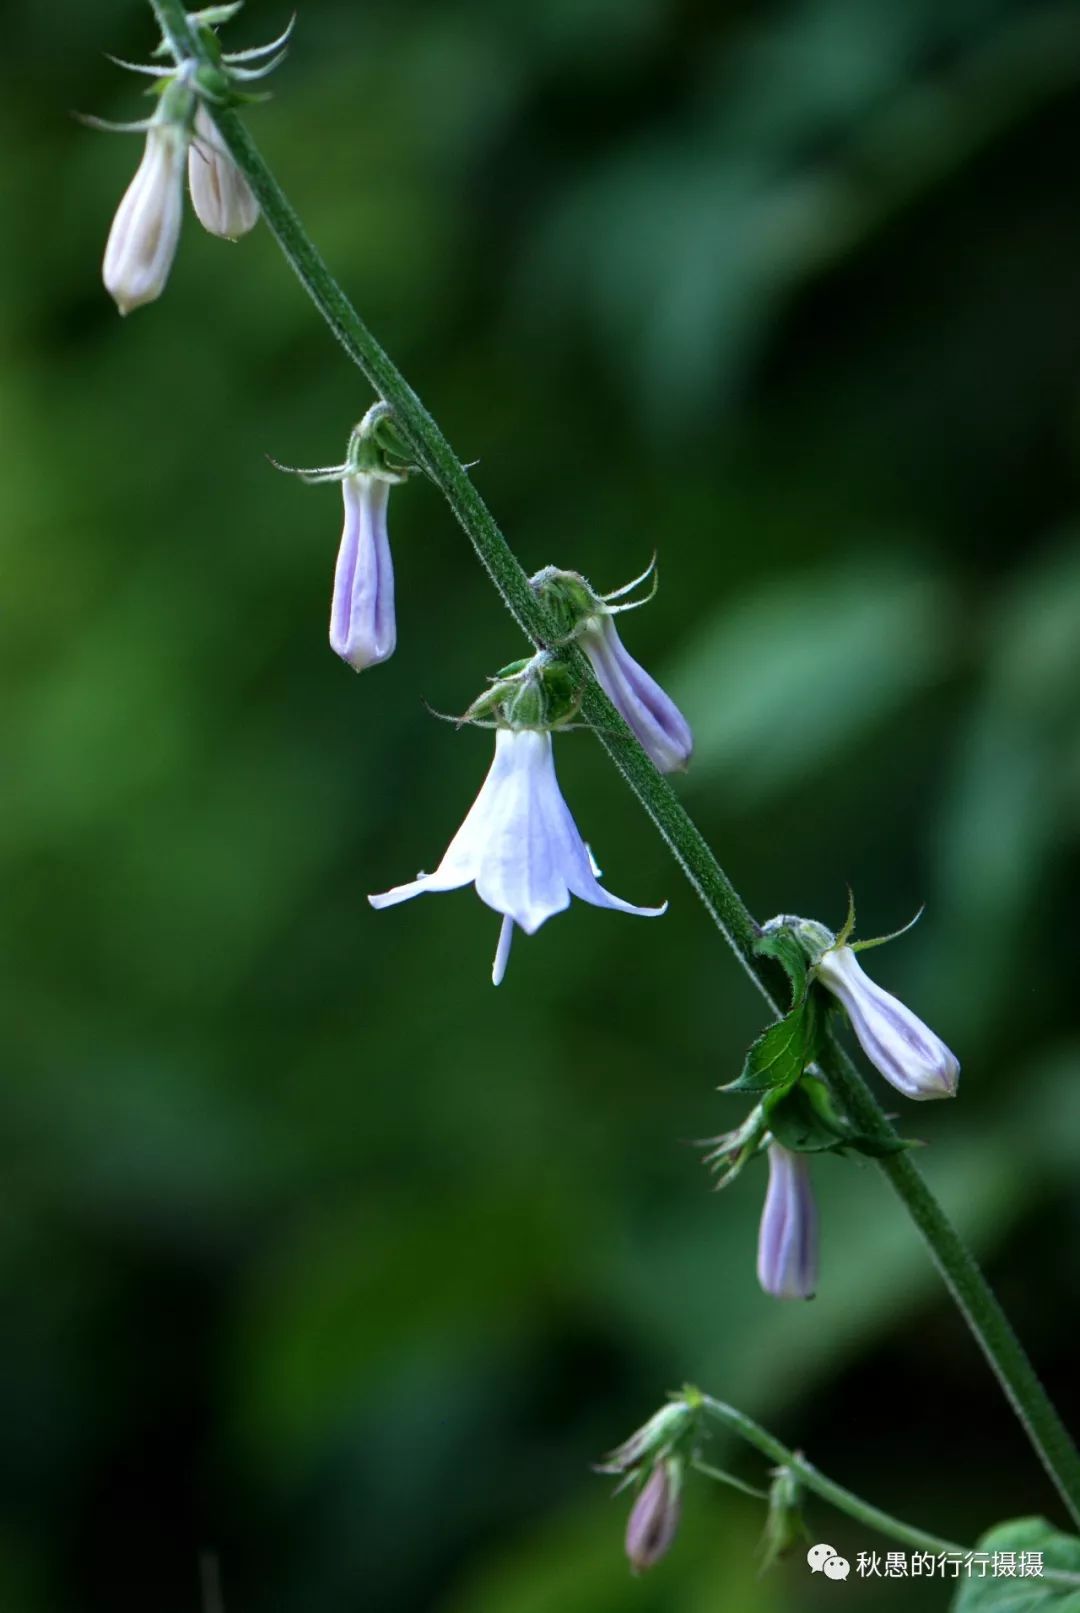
[530,564,692,773]
[581,613,693,774]
[103,119,188,314]
[757,1143,817,1300]
[815,944,959,1101]
[187,104,259,239]
[330,472,397,670]
[625,1461,682,1574]
[369,728,666,983]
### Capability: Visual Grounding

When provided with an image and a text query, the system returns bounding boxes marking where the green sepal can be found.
[193,61,231,101]
[765,1076,913,1159]
[700,1102,768,1188]
[461,653,581,732]
[529,567,601,641]
[951,1517,1080,1611]
[758,1465,809,1573]
[370,411,415,469]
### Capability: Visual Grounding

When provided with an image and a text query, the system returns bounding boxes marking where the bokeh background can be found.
[5,0,1080,1608]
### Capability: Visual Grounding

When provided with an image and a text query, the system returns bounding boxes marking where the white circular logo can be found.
[807,1543,851,1580]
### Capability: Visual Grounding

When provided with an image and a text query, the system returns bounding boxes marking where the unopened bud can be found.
[815,944,959,1101]
[187,103,259,239]
[103,117,188,314]
[331,472,397,670]
[759,1465,808,1571]
[757,1143,818,1300]
[625,1459,682,1574]
[530,565,692,773]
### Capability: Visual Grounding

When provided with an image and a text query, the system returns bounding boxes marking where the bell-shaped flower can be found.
[187,103,259,239]
[530,564,692,774]
[369,726,666,983]
[103,114,188,314]
[625,1459,682,1574]
[757,1143,818,1300]
[815,944,960,1101]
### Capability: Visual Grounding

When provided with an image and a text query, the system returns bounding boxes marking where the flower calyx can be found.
[462,651,581,733]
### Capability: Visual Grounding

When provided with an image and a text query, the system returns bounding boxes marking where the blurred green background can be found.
[4,0,1080,1608]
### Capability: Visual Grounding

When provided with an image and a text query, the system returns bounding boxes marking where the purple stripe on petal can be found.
[757,1144,818,1300]
[625,1461,681,1574]
[330,474,397,670]
[583,617,693,774]
[816,946,959,1101]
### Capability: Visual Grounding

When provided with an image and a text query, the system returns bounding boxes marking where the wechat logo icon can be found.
[808,1543,851,1581]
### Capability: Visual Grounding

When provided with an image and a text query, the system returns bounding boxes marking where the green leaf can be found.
[753,925,808,1008]
[951,1518,1080,1612]
[726,997,818,1095]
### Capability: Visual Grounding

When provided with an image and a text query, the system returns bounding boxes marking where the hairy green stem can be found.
[147,0,1080,1529]
[699,1393,966,1557]
[696,1394,1080,1586]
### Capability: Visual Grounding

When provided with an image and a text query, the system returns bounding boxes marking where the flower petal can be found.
[330,474,397,670]
[816,945,959,1101]
[583,616,693,774]
[491,914,515,985]
[542,781,666,918]
[757,1144,818,1300]
[103,123,186,315]
[472,730,573,932]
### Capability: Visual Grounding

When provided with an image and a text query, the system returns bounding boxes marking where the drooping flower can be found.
[530,564,692,774]
[756,1143,818,1300]
[187,103,259,239]
[815,943,960,1101]
[103,114,189,314]
[369,725,666,983]
[625,1460,682,1574]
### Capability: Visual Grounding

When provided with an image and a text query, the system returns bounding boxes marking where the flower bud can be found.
[530,566,692,774]
[330,472,397,670]
[187,103,259,239]
[103,119,188,314]
[625,1460,682,1574]
[759,1465,808,1571]
[815,944,960,1101]
[582,614,693,773]
[757,1143,817,1300]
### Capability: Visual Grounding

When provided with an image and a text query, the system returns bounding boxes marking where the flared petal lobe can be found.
[368,729,665,979]
[757,1144,818,1300]
[188,103,260,239]
[583,616,693,774]
[330,473,397,670]
[103,123,187,315]
[815,944,959,1101]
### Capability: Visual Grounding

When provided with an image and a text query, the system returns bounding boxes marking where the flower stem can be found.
[146,0,1080,1529]
[696,1393,1080,1586]
[698,1392,965,1556]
